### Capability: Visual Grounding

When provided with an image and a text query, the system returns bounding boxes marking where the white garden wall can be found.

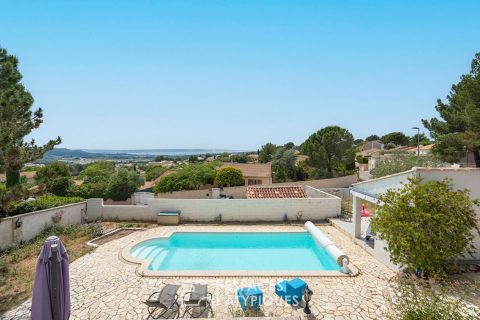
[87,194,341,223]
[0,202,86,250]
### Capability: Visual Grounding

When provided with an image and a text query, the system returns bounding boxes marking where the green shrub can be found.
[145,165,167,181]
[371,178,480,277]
[153,162,219,193]
[35,161,71,184]
[356,155,369,164]
[214,167,244,187]
[34,162,73,196]
[0,256,8,275]
[68,181,107,199]
[79,161,115,182]
[389,277,480,320]
[229,154,249,163]
[9,195,84,216]
[0,184,29,216]
[47,177,73,196]
[371,154,445,178]
[105,169,144,201]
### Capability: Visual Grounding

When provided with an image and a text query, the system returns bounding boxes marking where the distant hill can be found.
[39,148,238,163]
[40,148,153,162]
[44,148,92,158]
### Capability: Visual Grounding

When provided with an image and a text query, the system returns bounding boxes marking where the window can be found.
[248,179,262,185]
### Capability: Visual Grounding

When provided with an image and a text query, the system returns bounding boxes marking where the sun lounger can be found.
[144,284,181,319]
[181,284,214,318]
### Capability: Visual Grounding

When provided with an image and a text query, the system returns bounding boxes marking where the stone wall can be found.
[0,202,86,250]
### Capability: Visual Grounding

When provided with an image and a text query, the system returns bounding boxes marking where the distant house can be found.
[221,162,272,185]
[405,144,434,156]
[361,140,384,152]
[356,140,384,161]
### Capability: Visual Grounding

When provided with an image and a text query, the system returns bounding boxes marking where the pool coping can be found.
[120,230,360,277]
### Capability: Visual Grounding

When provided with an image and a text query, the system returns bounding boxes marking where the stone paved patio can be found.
[2,224,395,320]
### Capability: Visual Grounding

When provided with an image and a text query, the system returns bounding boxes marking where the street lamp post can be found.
[412,127,420,157]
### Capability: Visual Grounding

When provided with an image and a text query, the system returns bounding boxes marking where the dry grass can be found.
[0,222,114,314]
[0,221,158,314]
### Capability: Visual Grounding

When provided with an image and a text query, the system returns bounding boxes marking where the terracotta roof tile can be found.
[246,186,307,199]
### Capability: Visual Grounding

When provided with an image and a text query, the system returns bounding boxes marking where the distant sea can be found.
[82,149,244,156]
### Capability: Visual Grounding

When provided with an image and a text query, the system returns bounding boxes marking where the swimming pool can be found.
[129,232,342,272]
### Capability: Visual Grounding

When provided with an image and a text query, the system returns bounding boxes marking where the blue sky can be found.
[1,0,479,150]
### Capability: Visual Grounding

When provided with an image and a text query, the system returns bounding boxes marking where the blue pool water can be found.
[130,232,341,271]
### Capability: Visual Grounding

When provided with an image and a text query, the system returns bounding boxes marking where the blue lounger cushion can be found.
[275,278,307,305]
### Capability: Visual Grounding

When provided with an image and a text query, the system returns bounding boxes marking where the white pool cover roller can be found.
[305,221,349,267]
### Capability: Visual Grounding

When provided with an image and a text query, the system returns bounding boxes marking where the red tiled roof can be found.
[246,186,307,199]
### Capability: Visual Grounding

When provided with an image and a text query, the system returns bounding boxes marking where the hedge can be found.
[8,195,85,216]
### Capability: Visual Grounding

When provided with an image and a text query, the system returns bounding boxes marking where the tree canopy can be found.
[79,161,115,183]
[408,133,431,147]
[381,132,409,147]
[35,161,70,184]
[423,52,480,167]
[153,162,218,193]
[105,169,144,201]
[370,154,444,178]
[365,134,380,142]
[371,178,480,276]
[228,153,249,163]
[258,143,277,163]
[35,161,72,196]
[214,167,244,187]
[272,147,298,182]
[300,126,355,177]
[0,47,61,187]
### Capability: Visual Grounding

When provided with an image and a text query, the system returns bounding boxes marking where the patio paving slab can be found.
[1,224,395,320]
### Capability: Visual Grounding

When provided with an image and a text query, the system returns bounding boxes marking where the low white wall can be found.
[305,185,337,198]
[87,196,341,222]
[133,192,155,205]
[0,202,86,250]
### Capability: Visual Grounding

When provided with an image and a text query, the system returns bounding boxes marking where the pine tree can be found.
[423,53,480,167]
[0,47,61,187]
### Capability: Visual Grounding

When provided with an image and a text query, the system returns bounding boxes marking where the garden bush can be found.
[8,195,84,216]
[35,161,71,184]
[371,154,445,178]
[389,277,480,320]
[214,167,244,187]
[68,181,108,199]
[105,169,144,201]
[145,165,167,181]
[356,155,369,164]
[371,178,480,277]
[153,162,219,193]
[47,177,73,196]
